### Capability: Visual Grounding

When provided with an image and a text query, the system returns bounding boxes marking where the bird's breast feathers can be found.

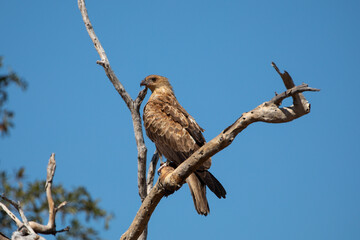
[143,92,203,155]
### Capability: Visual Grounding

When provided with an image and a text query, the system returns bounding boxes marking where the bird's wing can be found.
[160,93,206,146]
[171,100,206,147]
[143,93,204,164]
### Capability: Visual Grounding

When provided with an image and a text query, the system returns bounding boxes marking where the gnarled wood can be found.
[0,154,69,238]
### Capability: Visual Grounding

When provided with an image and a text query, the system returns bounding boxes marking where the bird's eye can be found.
[151,77,157,82]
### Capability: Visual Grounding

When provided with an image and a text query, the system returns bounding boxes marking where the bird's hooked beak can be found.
[140,78,147,87]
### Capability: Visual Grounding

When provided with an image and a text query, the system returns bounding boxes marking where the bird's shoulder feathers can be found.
[143,90,206,156]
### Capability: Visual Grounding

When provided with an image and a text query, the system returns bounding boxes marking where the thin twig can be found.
[78,0,133,108]
[0,200,22,227]
[0,194,20,211]
[46,153,56,229]
[0,154,70,235]
[146,150,160,194]
[17,203,36,235]
[55,201,68,212]
[271,62,308,107]
[0,232,10,240]
[134,88,148,111]
[270,83,320,106]
[55,226,70,233]
[0,195,37,235]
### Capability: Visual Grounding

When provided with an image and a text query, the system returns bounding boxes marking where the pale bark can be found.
[146,150,160,194]
[0,201,22,228]
[77,1,155,239]
[77,0,151,203]
[0,232,10,240]
[0,154,69,238]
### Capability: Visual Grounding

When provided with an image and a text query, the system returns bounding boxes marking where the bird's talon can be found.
[157,162,169,175]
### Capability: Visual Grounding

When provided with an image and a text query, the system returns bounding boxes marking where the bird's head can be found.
[140,75,172,92]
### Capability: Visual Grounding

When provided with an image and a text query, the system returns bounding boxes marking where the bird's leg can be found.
[159,154,164,164]
[157,159,168,175]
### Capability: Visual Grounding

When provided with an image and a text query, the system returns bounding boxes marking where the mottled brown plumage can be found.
[141,75,226,215]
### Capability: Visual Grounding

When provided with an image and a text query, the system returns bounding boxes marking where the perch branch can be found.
[121,180,166,240]
[120,64,320,240]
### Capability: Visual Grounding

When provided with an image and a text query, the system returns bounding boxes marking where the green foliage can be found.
[0,56,27,136]
[0,168,113,240]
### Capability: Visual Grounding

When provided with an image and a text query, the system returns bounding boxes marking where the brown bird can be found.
[141,75,226,216]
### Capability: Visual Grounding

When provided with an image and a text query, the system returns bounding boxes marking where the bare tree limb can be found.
[0,199,22,227]
[77,0,133,108]
[271,62,308,108]
[0,232,10,240]
[120,64,320,240]
[121,180,165,240]
[55,201,68,213]
[17,204,36,235]
[0,195,38,237]
[45,153,56,229]
[130,110,148,202]
[0,154,70,236]
[77,0,149,203]
[134,88,148,111]
[25,154,70,234]
[269,83,319,106]
[77,1,153,238]
[146,150,160,194]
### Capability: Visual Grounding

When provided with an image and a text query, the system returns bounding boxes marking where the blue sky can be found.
[1,0,360,239]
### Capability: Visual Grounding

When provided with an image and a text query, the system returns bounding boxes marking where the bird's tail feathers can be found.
[196,170,227,199]
[186,173,210,216]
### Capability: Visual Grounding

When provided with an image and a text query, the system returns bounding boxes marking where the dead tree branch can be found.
[0,198,23,228]
[0,154,69,238]
[0,232,10,240]
[26,154,70,234]
[0,197,41,240]
[146,150,160,194]
[78,1,155,239]
[120,65,320,240]
[77,0,151,204]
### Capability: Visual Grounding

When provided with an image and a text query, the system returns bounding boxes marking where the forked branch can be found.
[77,0,151,206]
[78,2,153,239]
[0,154,69,238]
[120,65,320,240]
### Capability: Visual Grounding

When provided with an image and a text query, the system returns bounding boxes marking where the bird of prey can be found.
[140,75,226,215]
